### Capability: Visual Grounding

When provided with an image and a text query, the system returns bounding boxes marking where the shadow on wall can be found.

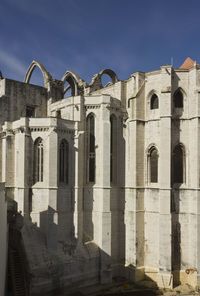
[171,72,183,287]
[7,204,160,296]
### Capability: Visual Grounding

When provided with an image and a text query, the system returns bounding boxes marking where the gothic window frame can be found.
[59,139,69,184]
[110,114,117,184]
[147,145,159,184]
[34,137,44,183]
[174,88,184,108]
[150,94,159,110]
[86,113,96,184]
[172,143,185,185]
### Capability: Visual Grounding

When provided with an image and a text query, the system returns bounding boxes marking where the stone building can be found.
[2,57,200,294]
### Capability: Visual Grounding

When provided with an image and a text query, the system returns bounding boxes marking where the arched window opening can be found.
[174,89,183,108]
[148,147,158,183]
[110,115,117,183]
[34,138,44,183]
[173,144,184,183]
[150,94,159,109]
[87,113,95,183]
[59,139,69,184]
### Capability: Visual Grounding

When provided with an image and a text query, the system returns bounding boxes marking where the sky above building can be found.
[0,0,200,84]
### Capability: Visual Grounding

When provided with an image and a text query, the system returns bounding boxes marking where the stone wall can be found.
[0,183,7,296]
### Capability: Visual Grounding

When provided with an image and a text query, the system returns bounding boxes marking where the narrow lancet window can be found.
[150,94,159,109]
[149,147,158,183]
[174,89,183,108]
[34,138,44,182]
[173,144,184,183]
[87,113,95,183]
[110,115,117,183]
[59,139,69,184]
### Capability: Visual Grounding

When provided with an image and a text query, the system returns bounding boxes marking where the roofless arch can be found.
[89,68,119,91]
[99,69,119,85]
[62,71,81,97]
[24,60,52,87]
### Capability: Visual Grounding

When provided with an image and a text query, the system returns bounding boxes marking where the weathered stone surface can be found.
[1,58,200,294]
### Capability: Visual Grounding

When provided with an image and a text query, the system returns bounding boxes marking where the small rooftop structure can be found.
[179,57,196,69]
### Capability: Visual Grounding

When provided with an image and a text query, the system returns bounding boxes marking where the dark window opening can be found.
[59,140,69,184]
[56,110,61,118]
[87,114,95,183]
[150,94,159,110]
[34,138,43,183]
[26,106,35,117]
[149,147,158,183]
[110,115,117,183]
[173,145,184,183]
[174,90,183,108]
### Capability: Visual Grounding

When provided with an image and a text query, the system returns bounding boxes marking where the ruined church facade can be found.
[2,57,200,294]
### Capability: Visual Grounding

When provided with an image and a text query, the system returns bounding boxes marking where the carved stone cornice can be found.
[85,105,101,110]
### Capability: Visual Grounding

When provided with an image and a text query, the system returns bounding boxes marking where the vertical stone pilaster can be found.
[158,67,172,287]
[46,125,58,250]
[96,97,112,283]
[74,121,84,241]
[14,119,30,216]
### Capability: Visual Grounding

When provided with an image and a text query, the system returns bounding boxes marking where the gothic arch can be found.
[172,143,186,184]
[173,87,187,108]
[90,69,118,90]
[86,113,96,183]
[62,71,81,96]
[99,69,118,85]
[146,144,159,183]
[33,137,44,183]
[24,60,52,87]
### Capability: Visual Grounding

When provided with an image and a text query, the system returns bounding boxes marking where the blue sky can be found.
[0,0,200,84]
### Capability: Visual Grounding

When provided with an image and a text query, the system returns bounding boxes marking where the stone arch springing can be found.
[24,60,52,87]
[147,145,159,183]
[173,143,185,184]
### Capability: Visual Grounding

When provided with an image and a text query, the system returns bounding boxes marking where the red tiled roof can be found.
[179,57,196,69]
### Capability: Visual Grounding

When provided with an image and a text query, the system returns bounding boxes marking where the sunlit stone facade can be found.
[1,58,200,293]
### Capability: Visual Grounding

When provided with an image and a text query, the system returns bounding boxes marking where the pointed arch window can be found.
[110,115,117,183]
[150,94,159,109]
[173,144,185,184]
[174,89,183,108]
[87,113,95,183]
[148,146,158,183]
[34,138,44,183]
[59,139,69,184]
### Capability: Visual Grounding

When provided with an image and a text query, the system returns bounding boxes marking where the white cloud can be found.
[0,50,27,77]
